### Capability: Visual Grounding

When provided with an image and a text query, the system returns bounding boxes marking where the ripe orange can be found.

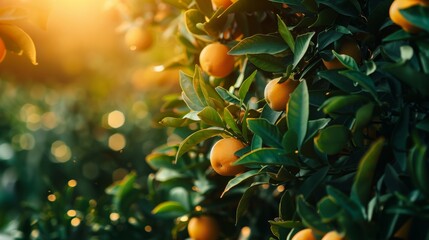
[187,215,220,240]
[321,231,344,240]
[0,38,6,63]
[394,218,412,239]
[212,0,233,9]
[199,42,235,78]
[389,0,429,33]
[264,78,299,111]
[124,26,153,51]
[292,228,316,240]
[210,138,246,176]
[322,38,361,70]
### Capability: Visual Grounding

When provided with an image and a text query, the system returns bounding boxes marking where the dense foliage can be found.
[1,0,429,239]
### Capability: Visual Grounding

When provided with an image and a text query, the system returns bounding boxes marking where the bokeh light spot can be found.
[71,217,81,227]
[68,179,77,187]
[110,212,120,221]
[67,209,77,217]
[107,110,125,128]
[51,140,72,162]
[47,194,56,202]
[108,133,126,151]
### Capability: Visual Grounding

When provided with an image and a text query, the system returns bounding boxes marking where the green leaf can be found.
[159,117,196,127]
[318,70,360,93]
[236,182,267,225]
[309,8,338,27]
[400,5,429,32]
[146,153,175,170]
[113,172,137,212]
[382,62,429,97]
[314,125,350,155]
[151,201,188,218]
[268,220,303,229]
[247,118,283,148]
[239,70,257,104]
[417,119,429,133]
[408,135,429,198]
[299,166,329,198]
[318,196,342,222]
[247,54,287,73]
[277,14,295,53]
[197,106,224,127]
[351,137,385,205]
[229,34,289,55]
[180,71,205,111]
[286,81,309,149]
[215,86,241,105]
[332,50,359,70]
[320,95,367,115]
[221,169,263,197]
[223,108,242,135]
[183,9,212,40]
[339,70,380,103]
[304,118,331,143]
[327,186,365,220]
[296,195,331,232]
[234,148,297,167]
[0,24,37,65]
[282,130,298,154]
[317,0,361,17]
[175,128,226,162]
[293,32,315,68]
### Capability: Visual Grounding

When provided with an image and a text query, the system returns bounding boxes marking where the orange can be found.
[187,215,220,240]
[0,38,6,63]
[322,38,361,70]
[321,231,344,240]
[389,0,429,33]
[210,138,246,176]
[212,0,233,9]
[124,26,153,51]
[292,228,316,240]
[199,42,235,78]
[264,78,299,111]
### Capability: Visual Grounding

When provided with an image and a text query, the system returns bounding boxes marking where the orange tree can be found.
[116,0,429,239]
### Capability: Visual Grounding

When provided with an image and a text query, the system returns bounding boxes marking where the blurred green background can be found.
[0,0,180,239]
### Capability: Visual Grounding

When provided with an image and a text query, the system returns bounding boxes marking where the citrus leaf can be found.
[286,81,309,149]
[223,108,241,135]
[327,186,365,220]
[236,182,267,225]
[277,14,295,53]
[351,137,385,205]
[175,128,226,163]
[221,169,263,197]
[0,24,37,65]
[197,106,224,127]
[339,70,380,103]
[332,50,359,70]
[239,70,257,103]
[151,201,188,218]
[247,54,288,73]
[247,118,283,148]
[215,86,240,105]
[229,34,289,55]
[234,148,297,167]
[292,32,315,68]
[296,195,331,232]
